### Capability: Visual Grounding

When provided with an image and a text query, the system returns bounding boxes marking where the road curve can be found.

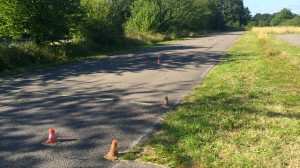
[0,32,243,168]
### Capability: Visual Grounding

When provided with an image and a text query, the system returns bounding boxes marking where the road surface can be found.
[0,32,243,168]
[276,34,300,47]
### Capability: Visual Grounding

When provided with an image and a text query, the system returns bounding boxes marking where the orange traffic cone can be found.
[163,96,170,108]
[45,128,59,144]
[104,140,118,161]
[157,58,160,64]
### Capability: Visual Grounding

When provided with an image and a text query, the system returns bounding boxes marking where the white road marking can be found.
[95,98,115,102]
[32,91,48,95]
[200,65,215,78]
[112,118,161,168]
[127,118,161,152]
[130,101,153,106]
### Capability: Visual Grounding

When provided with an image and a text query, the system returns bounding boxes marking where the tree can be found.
[0,0,83,44]
[253,13,274,26]
[207,0,226,30]
[165,0,198,31]
[270,8,294,26]
[280,16,300,26]
[192,0,220,30]
[221,0,251,26]
[125,0,171,34]
[79,0,126,47]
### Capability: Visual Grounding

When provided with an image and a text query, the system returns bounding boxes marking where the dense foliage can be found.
[0,0,252,74]
[125,0,251,37]
[0,0,297,76]
[0,0,251,44]
[252,8,300,27]
[78,0,125,48]
[0,0,83,44]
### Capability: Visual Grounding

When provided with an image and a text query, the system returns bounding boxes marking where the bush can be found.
[0,0,83,44]
[280,17,300,26]
[125,0,170,43]
[0,42,55,72]
[78,0,125,50]
[226,21,245,31]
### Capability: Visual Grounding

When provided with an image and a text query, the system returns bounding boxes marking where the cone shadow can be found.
[59,138,78,142]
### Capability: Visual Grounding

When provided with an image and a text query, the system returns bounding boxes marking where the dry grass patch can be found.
[252,26,300,35]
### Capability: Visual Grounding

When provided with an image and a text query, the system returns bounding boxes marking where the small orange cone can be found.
[45,128,59,144]
[157,58,160,64]
[104,140,118,161]
[163,96,170,108]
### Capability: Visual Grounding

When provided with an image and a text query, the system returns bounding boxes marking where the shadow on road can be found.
[0,32,242,167]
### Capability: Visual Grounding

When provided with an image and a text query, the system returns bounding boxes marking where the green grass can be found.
[0,43,120,77]
[0,30,217,78]
[139,32,300,167]
[120,146,143,160]
[0,38,178,78]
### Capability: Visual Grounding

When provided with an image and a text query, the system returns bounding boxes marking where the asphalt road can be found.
[276,34,300,47]
[0,32,243,168]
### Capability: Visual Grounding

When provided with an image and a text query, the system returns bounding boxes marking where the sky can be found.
[244,0,300,16]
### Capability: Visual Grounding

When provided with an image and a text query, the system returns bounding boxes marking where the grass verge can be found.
[137,31,300,167]
[0,39,177,78]
[0,30,218,78]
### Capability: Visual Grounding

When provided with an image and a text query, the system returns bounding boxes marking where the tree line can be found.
[0,0,252,73]
[0,0,251,45]
[251,8,300,27]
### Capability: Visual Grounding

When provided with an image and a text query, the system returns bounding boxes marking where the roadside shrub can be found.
[0,0,83,44]
[78,0,125,50]
[125,0,169,43]
[280,17,300,26]
[0,42,56,72]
